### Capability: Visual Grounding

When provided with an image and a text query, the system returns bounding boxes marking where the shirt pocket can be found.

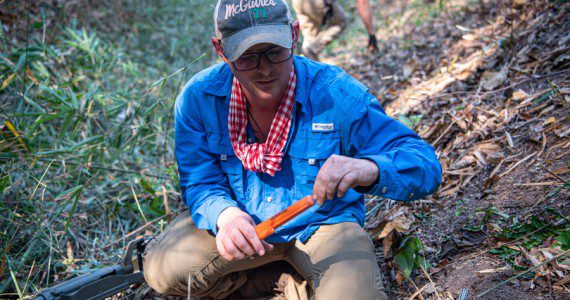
[287,134,341,198]
[207,134,245,200]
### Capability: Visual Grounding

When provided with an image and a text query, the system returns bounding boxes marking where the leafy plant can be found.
[555,230,569,250]
[394,235,428,278]
[489,213,569,270]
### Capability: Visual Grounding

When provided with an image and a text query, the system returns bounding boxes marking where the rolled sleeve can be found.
[188,190,236,234]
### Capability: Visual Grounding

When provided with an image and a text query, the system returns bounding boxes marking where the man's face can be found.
[212,21,299,103]
[230,43,293,102]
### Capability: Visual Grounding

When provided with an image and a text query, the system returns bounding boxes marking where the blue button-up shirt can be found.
[174,56,442,243]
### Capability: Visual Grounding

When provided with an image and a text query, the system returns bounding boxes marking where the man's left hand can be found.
[312,155,379,205]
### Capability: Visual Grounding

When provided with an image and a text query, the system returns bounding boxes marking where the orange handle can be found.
[254,195,315,240]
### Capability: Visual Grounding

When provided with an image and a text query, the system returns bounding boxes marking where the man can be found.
[292,0,379,61]
[143,0,441,299]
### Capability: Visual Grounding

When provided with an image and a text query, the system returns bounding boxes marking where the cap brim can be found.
[222,24,292,62]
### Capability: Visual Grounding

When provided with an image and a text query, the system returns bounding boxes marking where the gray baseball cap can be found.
[214,0,293,62]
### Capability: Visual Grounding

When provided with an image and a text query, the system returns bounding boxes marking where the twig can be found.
[409,284,428,300]
[498,151,536,178]
[476,250,569,299]
[131,185,148,224]
[420,264,442,300]
[431,121,455,146]
[539,165,567,184]
[404,274,425,300]
[103,209,186,250]
[514,181,563,187]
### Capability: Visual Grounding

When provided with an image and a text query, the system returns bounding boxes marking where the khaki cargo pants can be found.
[292,0,347,60]
[143,213,387,299]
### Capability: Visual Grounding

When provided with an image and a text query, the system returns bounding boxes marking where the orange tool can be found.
[254,195,315,240]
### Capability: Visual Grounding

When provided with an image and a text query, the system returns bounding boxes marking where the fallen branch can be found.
[498,152,536,178]
[514,181,563,186]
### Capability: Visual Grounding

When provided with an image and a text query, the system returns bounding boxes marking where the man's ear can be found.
[291,20,300,51]
[212,37,226,59]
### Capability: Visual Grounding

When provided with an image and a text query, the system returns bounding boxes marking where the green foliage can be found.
[397,114,423,130]
[394,235,427,278]
[489,246,528,272]
[0,0,217,295]
[489,213,569,270]
[557,230,570,250]
[497,216,562,249]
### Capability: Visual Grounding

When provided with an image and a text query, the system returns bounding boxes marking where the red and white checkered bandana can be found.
[228,67,296,176]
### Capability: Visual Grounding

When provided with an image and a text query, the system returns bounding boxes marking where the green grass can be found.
[0,1,217,296]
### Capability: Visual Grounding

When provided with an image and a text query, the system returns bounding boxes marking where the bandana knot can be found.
[228,67,296,176]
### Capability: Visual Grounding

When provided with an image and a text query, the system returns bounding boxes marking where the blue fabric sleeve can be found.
[174,88,237,234]
[343,91,442,201]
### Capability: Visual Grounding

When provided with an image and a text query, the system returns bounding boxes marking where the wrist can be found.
[361,158,379,186]
[216,207,243,230]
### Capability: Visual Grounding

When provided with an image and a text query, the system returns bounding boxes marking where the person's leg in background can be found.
[291,0,325,60]
[311,0,347,58]
[292,0,347,61]
[286,222,388,300]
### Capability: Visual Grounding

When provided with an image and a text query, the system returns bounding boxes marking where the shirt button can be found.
[381,187,387,194]
[409,193,414,199]
[266,196,273,202]
[248,138,253,143]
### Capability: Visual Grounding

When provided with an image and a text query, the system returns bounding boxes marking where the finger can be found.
[312,174,326,206]
[337,172,357,198]
[231,224,255,256]
[262,240,274,252]
[240,225,265,256]
[313,160,333,205]
[324,172,341,200]
[216,234,232,261]
[232,231,255,256]
[228,228,254,256]
[223,236,245,260]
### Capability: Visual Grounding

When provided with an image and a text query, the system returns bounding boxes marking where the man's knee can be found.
[142,214,218,295]
[144,237,218,295]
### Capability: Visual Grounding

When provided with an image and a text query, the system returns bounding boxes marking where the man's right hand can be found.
[216,207,274,261]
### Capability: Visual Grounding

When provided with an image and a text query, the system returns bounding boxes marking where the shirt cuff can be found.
[356,155,409,200]
[194,196,237,235]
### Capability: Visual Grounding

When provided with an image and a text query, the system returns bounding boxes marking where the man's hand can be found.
[312,155,379,205]
[216,207,274,261]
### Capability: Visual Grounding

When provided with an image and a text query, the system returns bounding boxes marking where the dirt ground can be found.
[329,0,569,299]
